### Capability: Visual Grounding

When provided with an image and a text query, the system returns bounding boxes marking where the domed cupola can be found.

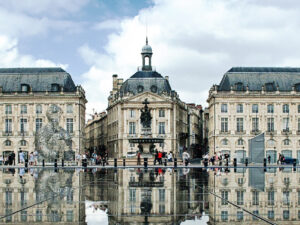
[141,37,153,71]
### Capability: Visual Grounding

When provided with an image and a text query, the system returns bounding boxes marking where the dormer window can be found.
[137,85,144,93]
[265,83,275,92]
[150,85,157,93]
[235,82,244,91]
[295,83,300,92]
[21,84,30,93]
[51,83,59,92]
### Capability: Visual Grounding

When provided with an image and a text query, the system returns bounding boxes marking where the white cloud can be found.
[79,0,300,114]
[0,35,67,68]
[93,19,122,31]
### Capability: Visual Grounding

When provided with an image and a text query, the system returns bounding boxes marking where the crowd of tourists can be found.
[76,151,109,166]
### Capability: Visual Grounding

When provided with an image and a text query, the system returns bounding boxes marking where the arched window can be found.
[267,139,275,147]
[145,56,150,66]
[237,139,244,145]
[283,104,289,113]
[265,83,275,92]
[283,139,290,146]
[36,104,42,114]
[150,85,157,93]
[221,139,228,145]
[5,140,11,146]
[20,140,27,146]
[235,82,244,91]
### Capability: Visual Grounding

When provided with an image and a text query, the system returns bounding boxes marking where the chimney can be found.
[117,78,123,90]
[113,74,118,91]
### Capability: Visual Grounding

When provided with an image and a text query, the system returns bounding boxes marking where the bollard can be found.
[233,158,237,167]
[42,159,45,167]
[164,158,167,166]
[245,158,248,167]
[54,159,57,168]
[226,159,229,167]
[144,158,148,168]
[293,159,297,171]
[123,158,126,167]
[174,158,177,167]
[264,158,267,167]
[62,159,64,167]
[114,158,117,167]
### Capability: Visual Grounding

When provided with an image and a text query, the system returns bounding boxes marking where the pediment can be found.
[124,91,170,104]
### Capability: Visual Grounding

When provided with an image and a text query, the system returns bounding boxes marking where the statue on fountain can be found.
[140,98,152,128]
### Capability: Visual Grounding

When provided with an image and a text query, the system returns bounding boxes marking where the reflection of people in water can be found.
[36,105,73,161]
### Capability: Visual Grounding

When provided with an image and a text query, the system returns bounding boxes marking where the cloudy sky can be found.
[1,0,300,118]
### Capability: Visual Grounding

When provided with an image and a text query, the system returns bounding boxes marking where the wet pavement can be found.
[0,166,298,224]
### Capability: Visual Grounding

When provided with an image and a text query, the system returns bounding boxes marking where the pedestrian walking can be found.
[158,151,163,165]
[154,150,158,165]
[182,150,190,166]
[19,149,25,165]
[267,155,271,164]
[167,152,173,162]
[33,150,38,166]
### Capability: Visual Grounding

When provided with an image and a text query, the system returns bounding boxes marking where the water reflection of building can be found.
[0,168,85,224]
[208,168,300,224]
[82,168,208,225]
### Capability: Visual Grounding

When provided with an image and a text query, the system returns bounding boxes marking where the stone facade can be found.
[104,40,201,159]
[0,68,86,162]
[207,67,300,163]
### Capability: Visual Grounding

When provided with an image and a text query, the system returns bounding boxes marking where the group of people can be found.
[0,149,38,166]
[76,151,109,166]
[153,150,173,165]
[203,152,230,166]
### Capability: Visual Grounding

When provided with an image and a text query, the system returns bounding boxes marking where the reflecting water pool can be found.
[0,167,299,224]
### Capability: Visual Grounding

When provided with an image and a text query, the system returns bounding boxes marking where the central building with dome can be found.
[106,39,201,159]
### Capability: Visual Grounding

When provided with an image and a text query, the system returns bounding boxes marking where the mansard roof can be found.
[0,67,76,92]
[218,67,300,92]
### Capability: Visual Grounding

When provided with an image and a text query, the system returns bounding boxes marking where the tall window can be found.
[298,105,300,113]
[159,109,165,117]
[221,118,228,132]
[237,211,243,221]
[252,104,258,113]
[282,117,289,131]
[268,191,274,205]
[5,105,12,114]
[67,104,73,113]
[66,118,73,133]
[267,118,274,132]
[298,118,300,131]
[283,191,290,205]
[129,122,135,134]
[20,140,26,146]
[20,118,27,132]
[268,210,274,219]
[5,119,12,133]
[283,104,289,113]
[36,210,42,222]
[36,104,42,114]
[130,109,135,118]
[66,211,73,222]
[21,105,27,114]
[36,118,42,132]
[237,104,243,113]
[237,191,244,205]
[221,104,228,113]
[267,104,274,113]
[21,191,27,206]
[129,189,136,202]
[6,191,12,206]
[252,191,259,205]
[221,191,228,205]
[252,118,259,131]
[236,118,243,132]
[159,122,165,134]
[283,210,289,220]
[159,189,165,201]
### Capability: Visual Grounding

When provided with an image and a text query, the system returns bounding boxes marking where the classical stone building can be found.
[207,67,300,163]
[85,111,107,155]
[0,68,86,162]
[105,39,201,159]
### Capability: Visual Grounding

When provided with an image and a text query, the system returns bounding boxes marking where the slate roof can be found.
[120,71,172,96]
[0,67,76,92]
[218,67,300,92]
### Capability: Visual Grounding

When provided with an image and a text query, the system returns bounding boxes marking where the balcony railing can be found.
[2,132,12,136]
[235,131,246,135]
[251,130,261,135]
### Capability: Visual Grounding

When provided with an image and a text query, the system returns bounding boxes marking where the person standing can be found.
[29,152,34,166]
[11,152,16,165]
[154,150,158,165]
[158,151,163,165]
[33,150,38,166]
[19,149,25,165]
[182,150,190,166]
[167,152,173,162]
